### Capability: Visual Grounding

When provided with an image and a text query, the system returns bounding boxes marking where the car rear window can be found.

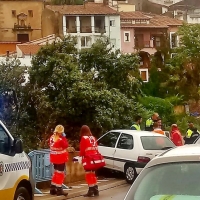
[140,136,175,150]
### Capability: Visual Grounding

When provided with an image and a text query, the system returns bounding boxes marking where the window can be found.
[152,36,161,47]
[81,36,91,47]
[12,10,16,17]
[110,20,115,27]
[117,133,133,150]
[98,132,120,148]
[140,136,175,150]
[17,34,29,43]
[28,10,33,17]
[124,31,130,42]
[0,125,10,155]
[170,32,178,48]
[139,69,149,82]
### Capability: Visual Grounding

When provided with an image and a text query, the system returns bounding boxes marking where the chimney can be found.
[6,50,9,57]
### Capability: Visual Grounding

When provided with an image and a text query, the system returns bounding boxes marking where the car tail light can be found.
[137,156,151,163]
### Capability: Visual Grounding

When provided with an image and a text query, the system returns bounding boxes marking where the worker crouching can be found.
[79,125,105,197]
[49,125,68,196]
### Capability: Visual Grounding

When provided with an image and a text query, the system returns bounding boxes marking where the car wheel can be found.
[124,164,137,184]
[14,187,31,200]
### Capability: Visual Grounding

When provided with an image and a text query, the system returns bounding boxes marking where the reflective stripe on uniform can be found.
[50,149,67,154]
[85,147,98,151]
[82,159,105,166]
[51,182,62,187]
[50,147,63,151]
[54,170,65,174]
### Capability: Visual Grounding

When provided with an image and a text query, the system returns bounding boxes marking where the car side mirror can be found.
[14,139,23,154]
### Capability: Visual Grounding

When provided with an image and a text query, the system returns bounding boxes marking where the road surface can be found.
[70,184,130,200]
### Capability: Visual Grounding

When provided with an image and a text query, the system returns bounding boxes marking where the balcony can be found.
[13,24,33,32]
[95,26,106,34]
[94,16,105,34]
[66,26,77,33]
[80,26,92,33]
[135,41,152,48]
[66,16,77,33]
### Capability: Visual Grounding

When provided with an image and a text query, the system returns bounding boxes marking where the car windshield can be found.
[194,137,200,144]
[140,136,175,150]
[125,162,200,200]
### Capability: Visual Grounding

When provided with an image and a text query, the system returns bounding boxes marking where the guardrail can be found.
[28,149,68,194]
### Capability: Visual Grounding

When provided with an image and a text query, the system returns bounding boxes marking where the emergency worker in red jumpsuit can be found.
[80,125,99,197]
[49,125,68,196]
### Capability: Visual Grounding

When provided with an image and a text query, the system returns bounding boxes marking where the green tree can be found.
[0,59,27,133]
[79,39,142,98]
[164,23,200,102]
[22,36,146,150]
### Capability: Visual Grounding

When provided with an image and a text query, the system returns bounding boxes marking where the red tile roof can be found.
[120,11,150,20]
[17,44,43,55]
[120,11,183,28]
[46,3,119,15]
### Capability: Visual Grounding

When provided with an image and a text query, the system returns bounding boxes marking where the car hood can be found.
[150,195,200,200]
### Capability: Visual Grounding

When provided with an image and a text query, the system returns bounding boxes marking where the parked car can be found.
[193,136,200,144]
[124,144,200,200]
[97,130,175,183]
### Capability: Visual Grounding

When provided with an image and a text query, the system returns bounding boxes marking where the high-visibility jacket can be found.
[49,134,69,164]
[80,136,98,157]
[130,123,141,131]
[185,128,200,144]
[145,118,154,131]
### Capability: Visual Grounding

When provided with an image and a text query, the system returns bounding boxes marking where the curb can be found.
[68,179,127,199]
[34,179,127,199]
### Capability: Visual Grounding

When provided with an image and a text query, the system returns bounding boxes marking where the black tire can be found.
[14,187,31,200]
[124,164,137,184]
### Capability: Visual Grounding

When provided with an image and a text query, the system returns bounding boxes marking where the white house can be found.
[45,2,121,51]
[148,0,182,6]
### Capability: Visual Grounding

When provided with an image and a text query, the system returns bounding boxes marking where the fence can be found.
[28,149,68,194]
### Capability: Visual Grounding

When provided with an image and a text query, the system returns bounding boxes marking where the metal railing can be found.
[28,149,68,194]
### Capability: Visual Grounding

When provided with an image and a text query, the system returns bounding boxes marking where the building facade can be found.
[0,0,44,43]
[42,3,121,50]
[120,11,183,81]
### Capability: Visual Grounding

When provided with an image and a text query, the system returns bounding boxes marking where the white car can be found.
[97,130,175,183]
[124,144,200,200]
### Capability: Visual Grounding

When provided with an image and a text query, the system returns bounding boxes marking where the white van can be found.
[97,130,175,183]
[0,121,34,200]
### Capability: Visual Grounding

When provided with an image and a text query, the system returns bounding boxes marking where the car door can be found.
[0,123,17,198]
[97,131,121,169]
[113,133,134,172]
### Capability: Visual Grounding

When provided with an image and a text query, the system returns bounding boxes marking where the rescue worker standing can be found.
[49,125,68,196]
[80,125,99,197]
[184,122,200,144]
[145,113,159,131]
[130,115,142,130]
[153,121,165,135]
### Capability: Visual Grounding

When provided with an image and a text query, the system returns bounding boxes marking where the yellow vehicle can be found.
[0,121,34,200]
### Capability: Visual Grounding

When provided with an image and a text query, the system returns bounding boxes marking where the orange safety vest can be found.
[49,134,69,164]
[153,129,165,135]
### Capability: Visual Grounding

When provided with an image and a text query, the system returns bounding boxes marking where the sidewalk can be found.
[34,178,127,200]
